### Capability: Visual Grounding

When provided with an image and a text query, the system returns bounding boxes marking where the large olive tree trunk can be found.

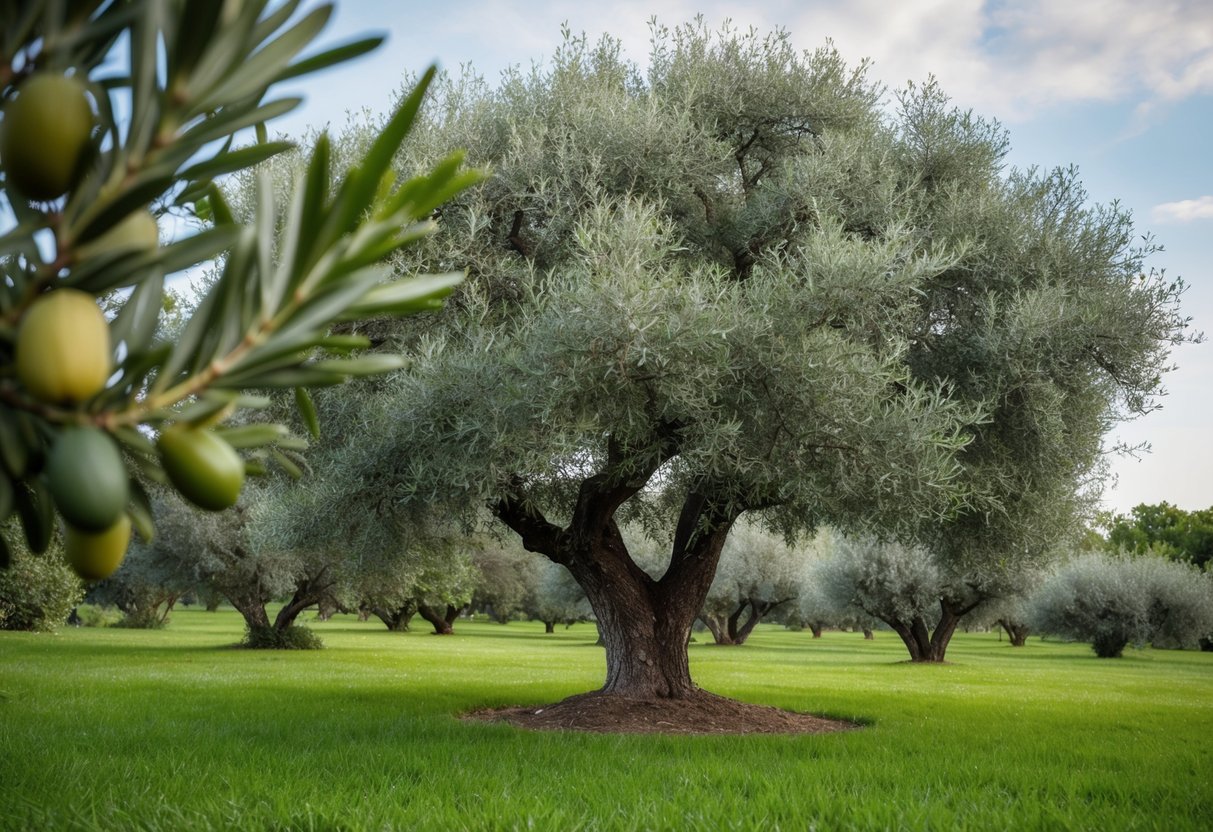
[495,463,738,700]
[226,567,336,646]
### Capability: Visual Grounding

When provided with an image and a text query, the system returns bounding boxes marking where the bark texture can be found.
[493,444,741,699]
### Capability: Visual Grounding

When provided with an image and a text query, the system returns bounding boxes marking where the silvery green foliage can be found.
[815,534,946,628]
[897,81,1194,572]
[812,529,1043,660]
[700,521,809,621]
[793,528,880,634]
[526,559,592,628]
[471,541,539,623]
[269,23,972,549]
[1030,552,1213,657]
[151,488,335,633]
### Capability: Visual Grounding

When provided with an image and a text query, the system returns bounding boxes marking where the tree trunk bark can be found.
[730,598,790,645]
[699,613,735,645]
[563,508,733,699]
[492,461,738,700]
[232,598,271,632]
[999,619,1029,647]
[373,605,414,632]
[543,620,556,634]
[862,628,874,640]
[923,602,963,662]
[417,602,454,635]
[809,623,823,638]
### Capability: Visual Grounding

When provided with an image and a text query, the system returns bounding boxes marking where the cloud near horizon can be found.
[1151,196,1213,224]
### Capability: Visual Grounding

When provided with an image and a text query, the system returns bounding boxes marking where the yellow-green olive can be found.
[15,289,111,404]
[46,427,129,532]
[0,73,93,201]
[74,209,159,261]
[157,427,244,511]
[65,513,130,581]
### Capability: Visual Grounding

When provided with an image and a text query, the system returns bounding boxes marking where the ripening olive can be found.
[74,209,159,261]
[157,427,245,511]
[15,289,111,404]
[0,73,94,201]
[64,513,131,581]
[46,427,129,532]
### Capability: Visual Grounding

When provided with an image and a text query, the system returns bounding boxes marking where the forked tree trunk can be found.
[862,628,874,640]
[885,598,977,662]
[699,613,735,645]
[725,597,792,645]
[231,598,271,632]
[494,454,737,699]
[373,603,415,632]
[417,602,454,635]
[999,619,1030,647]
[566,553,696,697]
[809,622,824,638]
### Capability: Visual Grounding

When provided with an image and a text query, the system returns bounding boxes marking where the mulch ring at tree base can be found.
[463,690,861,735]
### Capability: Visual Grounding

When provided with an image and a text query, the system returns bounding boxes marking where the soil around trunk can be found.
[463,689,860,735]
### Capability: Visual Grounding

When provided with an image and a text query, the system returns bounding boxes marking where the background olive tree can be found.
[1030,552,1213,657]
[697,520,809,646]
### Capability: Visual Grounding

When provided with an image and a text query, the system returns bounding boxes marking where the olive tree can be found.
[1030,552,1213,657]
[87,536,194,628]
[525,559,592,633]
[268,22,1185,704]
[0,1,479,580]
[698,520,808,645]
[813,533,1041,662]
[145,487,337,647]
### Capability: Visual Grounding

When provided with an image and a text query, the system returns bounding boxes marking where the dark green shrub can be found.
[0,536,84,632]
[242,624,323,650]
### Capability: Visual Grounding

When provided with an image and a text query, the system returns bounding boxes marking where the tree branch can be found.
[491,476,568,562]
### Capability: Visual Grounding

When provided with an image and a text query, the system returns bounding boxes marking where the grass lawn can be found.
[1,609,1210,831]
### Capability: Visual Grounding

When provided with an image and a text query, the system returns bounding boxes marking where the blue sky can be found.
[276,0,1213,517]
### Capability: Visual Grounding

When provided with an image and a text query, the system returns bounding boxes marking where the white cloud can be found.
[786,0,1213,120]
[1151,196,1213,223]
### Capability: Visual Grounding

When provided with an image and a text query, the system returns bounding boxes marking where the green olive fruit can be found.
[15,289,111,404]
[157,427,245,511]
[46,427,129,532]
[0,73,94,200]
[74,209,159,261]
[65,513,130,581]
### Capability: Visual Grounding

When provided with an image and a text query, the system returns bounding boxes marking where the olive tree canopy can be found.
[269,21,1188,702]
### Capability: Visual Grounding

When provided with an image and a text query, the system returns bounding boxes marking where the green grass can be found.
[1,610,1210,831]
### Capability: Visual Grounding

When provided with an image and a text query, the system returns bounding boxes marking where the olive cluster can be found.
[3,75,244,579]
